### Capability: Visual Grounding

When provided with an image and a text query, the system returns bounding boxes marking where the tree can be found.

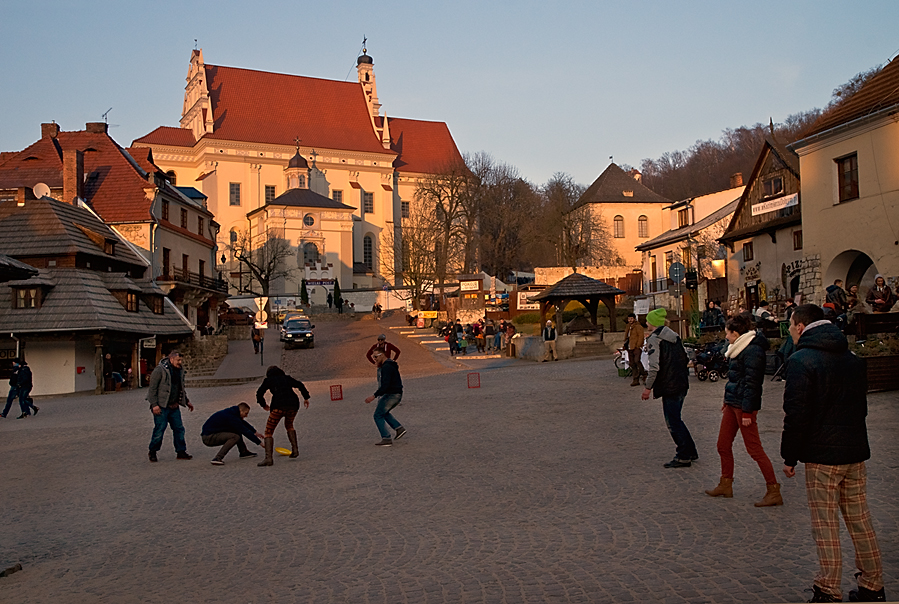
[300,279,309,306]
[228,229,296,299]
[332,279,342,306]
[827,65,882,110]
[380,194,442,310]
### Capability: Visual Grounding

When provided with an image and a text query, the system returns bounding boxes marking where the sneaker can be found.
[663,458,692,468]
[148,451,158,463]
[0,413,6,418]
[210,458,225,466]
[689,454,700,461]
[394,426,407,440]
[808,585,842,602]
[849,585,886,602]
[33,406,39,415]
[176,451,193,460]
[375,438,393,447]
[16,414,27,419]
[238,451,258,459]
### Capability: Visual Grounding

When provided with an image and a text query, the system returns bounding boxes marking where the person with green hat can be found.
[641,307,698,468]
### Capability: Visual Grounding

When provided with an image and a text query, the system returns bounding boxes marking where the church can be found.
[133,45,463,302]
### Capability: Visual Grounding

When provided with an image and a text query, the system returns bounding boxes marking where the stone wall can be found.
[799,254,823,305]
[181,334,228,373]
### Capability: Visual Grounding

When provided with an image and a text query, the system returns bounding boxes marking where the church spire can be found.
[356,38,381,119]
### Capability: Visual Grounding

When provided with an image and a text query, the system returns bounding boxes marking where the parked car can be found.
[281,317,315,349]
[219,306,254,325]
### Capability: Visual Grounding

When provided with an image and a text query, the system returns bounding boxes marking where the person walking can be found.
[365,350,405,446]
[201,402,264,465]
[15,359,38,418]
[250,324,264,355]
[326,292,333,309]
[781,304,886,603]
[705,313,783,506]
[255,365,310,466]
[542,320,558,362]
[641,308,698,468]
[147,350,193,462]
[1,361,19,418]
[444,324,458,356]
[366,334,401,365]
[622,313,645,385]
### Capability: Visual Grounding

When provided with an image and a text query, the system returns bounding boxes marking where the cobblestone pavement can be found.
[1,323,897,603]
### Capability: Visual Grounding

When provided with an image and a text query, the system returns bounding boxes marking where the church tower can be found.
[357,41,391,150]
[180,49,214,139]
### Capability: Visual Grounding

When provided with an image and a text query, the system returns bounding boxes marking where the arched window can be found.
[165,170,176,185]
[363,235,373,270]
[229,228,237,244]
[638,215,648,238]
[298,174,306,189]
[613,215,625,238]
[303,242,319,266]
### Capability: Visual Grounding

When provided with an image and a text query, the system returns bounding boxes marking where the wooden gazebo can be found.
[528,272,626,333]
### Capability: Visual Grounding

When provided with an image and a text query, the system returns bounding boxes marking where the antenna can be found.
[101,108,120,129]
[194,39,198,50]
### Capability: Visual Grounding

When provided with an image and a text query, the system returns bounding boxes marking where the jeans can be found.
[493,333,501,350]
[2,387,17,416]
[149,406,187,452]
[18,386,35,415]
[202,432,250,459]
[373,393,403,439]
[662,393,697,460]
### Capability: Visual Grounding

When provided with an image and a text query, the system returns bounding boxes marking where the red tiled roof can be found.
[0,137,64,189]
[133,126,196,148]
[386,117,464,174]
[803,56,899,138]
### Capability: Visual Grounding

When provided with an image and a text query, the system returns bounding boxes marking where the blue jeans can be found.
[2,387,17,416]
[373,393,403,439]
[662,393,697,460]
[493,333,502,350]
[18,386,35,415]
[149,406,187,452]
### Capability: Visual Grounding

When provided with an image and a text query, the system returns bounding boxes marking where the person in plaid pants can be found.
[781,304,885,603]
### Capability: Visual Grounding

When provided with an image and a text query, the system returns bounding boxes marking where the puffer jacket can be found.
[723,332,767,413]
[780,321,869,467]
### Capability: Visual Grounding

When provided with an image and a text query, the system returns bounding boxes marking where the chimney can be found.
[628,169,642,183]
[16,187,36,207]
[85,122,108,134]
[63,149,84,205]
[41,122,60,139]
[730,172,744,188]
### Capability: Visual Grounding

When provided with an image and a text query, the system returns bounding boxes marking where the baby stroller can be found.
[694,340,728,382]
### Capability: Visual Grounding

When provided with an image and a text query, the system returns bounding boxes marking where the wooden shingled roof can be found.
[574,163,672,209]
[529,272,625,301]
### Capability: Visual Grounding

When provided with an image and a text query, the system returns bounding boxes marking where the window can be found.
[638,215,648,238]
[198,259,206,280]
[681,247,692,270]
[180,208,188,229]
[742,242,754,262]
[613,215,624,238]
[126,292,138,312]
[677,208,690,228]
[762,176,784,198]
[197,216,204,236]
[837,154,859,202]
[182,254,189,276]
[363,235,373,270]
[265,185,276,204]
[161,199,170,221]
[14,288,40,309]
[303,242,320,265]
[363,192,374,214]
[152,296,164,315]
[297,174,306,189]
[104,240,116,255]
[401,201,410,219]
[165,170,176,185]
[229,229,237,245]
[162,248,171,277]
[229,183,241,206]
[665,251,674,275]
[793,230,803,250]
[650,255,657,283]
[303,214,315,227]
[332,190,342,204]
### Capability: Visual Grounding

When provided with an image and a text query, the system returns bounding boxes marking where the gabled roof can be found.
[575,163,672,208]
[802,56,899,139]
[0,254,39,283]
[529,272,624,301]
[0,135,64,189]
[636,197,741,252]
[133,126,196,147]
[384,117,464,174]
[247,187,354,215]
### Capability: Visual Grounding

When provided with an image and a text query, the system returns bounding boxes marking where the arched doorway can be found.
[825,250,878,290]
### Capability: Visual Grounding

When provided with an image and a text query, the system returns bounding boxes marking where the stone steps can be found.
[570,340,613,358]
[185,376,262,388]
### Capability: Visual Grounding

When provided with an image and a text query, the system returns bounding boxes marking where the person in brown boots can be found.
[623,313,645,386]
[255,365,310,466]
[705,313,782,507]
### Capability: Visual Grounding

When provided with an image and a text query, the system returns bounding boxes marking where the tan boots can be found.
[258,437,274,466]
[754,483,784,507]
[705,477,734,498]
[288,430,299,458]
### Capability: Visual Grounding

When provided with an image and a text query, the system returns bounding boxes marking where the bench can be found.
[854,313,899,340]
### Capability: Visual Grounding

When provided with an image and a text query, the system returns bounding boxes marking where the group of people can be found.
[824,276,897,331]
[441,318,517,356]
[640,304,885,602]
[1,359,38,419]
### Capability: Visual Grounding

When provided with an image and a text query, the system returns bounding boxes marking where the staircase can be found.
[571,339,613,359]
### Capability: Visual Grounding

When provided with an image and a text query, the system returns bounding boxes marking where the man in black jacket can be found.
[15,360,38,418]
[364,351,405,446]
[201,403,264,465]
[782,304,885,603]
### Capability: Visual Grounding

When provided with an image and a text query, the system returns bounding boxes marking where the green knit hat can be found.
[646,307,667,327]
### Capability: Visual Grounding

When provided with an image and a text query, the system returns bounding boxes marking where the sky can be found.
[1,0,897,187]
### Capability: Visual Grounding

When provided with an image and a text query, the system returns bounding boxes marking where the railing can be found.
[648,278,671,293]
[158,268,228,293]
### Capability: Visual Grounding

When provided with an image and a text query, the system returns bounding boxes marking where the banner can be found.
[751,193,798,216]
[517,291,540,311]
[460,280,480,292]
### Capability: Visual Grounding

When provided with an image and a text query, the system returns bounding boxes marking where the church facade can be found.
[133,47,463,299]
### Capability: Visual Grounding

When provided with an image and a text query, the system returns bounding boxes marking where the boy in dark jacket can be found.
[201,403,264,465]
[641,308,697,468]
[256,366,310,466]
[781,304,884,603]
[364,351,405,446]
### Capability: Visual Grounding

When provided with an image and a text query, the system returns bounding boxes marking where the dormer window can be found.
[152,296,165,315]
[104,240,116,255]
[126,292,139,312]
[622,190,634,197]
[763,176,784,198]
[13,288,42,309]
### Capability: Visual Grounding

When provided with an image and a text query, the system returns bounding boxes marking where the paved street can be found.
[1,319,897,603]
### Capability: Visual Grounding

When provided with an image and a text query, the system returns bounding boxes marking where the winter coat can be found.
[201,406,262,445]
[373,359,403,397]
[16,365,32,390]
[865,284,896,313]
[825,284,849,313]
[256,374,310,412]
[146,359,188,409]
[623,321,644,350]
[723,332,767,413]
[543,327,557,341]
[644,326,689,398]
[780,321,870,467]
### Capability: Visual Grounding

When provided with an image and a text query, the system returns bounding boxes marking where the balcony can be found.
[648,278,673,293]
[157,268,228,294]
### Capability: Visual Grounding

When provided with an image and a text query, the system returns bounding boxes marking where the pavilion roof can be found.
[529,272,624,301]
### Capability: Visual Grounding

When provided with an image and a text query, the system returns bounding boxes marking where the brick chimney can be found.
[85,122,108,134]
[16,187,37,207]
[730,172,744,188]
[63,149,84,205]
[41,122,60,139]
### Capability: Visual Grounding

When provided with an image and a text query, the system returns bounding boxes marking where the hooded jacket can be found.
[780,321,869,467]
[146,358,188,409]
[644,326,689,398]
[723,332,767,413]
[256,374,310,412]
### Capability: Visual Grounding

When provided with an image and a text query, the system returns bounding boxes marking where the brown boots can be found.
[705,477,734,498]
[754,483,784,507]
[258,437,274,466]
[288,430,299,458]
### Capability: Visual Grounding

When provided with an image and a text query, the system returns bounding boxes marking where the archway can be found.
[825,250,878,290]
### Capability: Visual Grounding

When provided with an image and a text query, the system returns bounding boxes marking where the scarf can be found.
[725,330,756,359]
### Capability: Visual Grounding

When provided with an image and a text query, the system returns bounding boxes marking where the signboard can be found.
[142,337,157,349]
[254,296,268,311]
[668,262,686,283]
[633,299,650,316]
[305,280,333,286]
[490,276,496,295]
[254,321,268,329]
[416,317,425,328]
[418,310,438,319]
[460,280,480,292]
[255,310,268,323]
[517,291,540,311]
[751,193,798,217]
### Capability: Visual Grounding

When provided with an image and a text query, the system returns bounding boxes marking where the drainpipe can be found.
[10,333,19,360]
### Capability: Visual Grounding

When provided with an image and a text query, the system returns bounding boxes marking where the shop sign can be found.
[751,193,798,216]
[517,291,540,311]
[460,280,480,292]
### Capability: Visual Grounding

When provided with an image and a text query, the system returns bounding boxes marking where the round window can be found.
[303,214,315,227]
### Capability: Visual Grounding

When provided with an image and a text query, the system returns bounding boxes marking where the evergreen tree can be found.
[333,279,342,306]
[300,279,309,306]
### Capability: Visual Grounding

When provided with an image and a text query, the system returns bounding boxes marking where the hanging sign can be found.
[751,193,798,216]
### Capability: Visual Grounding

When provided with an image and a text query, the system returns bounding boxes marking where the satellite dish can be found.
[32,183,51,198]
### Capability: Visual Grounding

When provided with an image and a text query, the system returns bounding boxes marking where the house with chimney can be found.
[0,122,227,330]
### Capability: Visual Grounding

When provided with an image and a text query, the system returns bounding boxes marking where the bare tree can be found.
[477,163,541,278]
[228,228,296,298]
[380,196,441,310]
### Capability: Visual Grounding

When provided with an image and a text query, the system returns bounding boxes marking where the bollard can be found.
[467,372,480,388]
[330,385,343,401]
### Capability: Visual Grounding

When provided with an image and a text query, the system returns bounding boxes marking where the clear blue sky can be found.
[1,0,897,187]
